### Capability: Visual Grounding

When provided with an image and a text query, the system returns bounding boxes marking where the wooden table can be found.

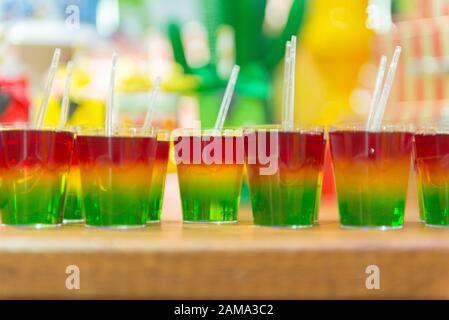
[0,203,448,299]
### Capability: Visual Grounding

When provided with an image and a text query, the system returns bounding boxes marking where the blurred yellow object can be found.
[117,63,199,93]
[67,99,105,127]
[161,65,199,93]
[39,96,105,128]
[37,62,105,128]
[40,97,60,127]
[71,64,91,89]
[118,73,152,92]
[287,0,374,126]
[37,56,198,132]
[167,143,177,173]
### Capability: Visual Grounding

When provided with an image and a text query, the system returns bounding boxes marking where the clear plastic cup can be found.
[244,126,326,227]
[173,128,244,223]
[412,146,426,223]
[76,127,157,229]
[147,130,170,223]
[329,124,414,229]
[63,140,84,224]
[0,124,74,228]
[414,126,449,227]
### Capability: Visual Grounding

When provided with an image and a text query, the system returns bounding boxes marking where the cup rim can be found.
[0,122,74,134]
[171,128,243,138]
[328,122,415,133]
[155,129,171,141]
[243,124,324,134]
[415,126,449,135]
[74,125,156,138]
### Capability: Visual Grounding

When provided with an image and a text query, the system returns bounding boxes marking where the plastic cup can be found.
[329,124,414,229]
[244,127,326,228]
[147,130,170,223]
[412,146,426,223]
[76,127,157,229]
[174,129,244,223]
[0,125,74,228]
[414,127,449,227]
[63,141,84,223]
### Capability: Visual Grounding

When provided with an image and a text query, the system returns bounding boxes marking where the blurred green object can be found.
[168,0,308,127]
[392,0,411,15]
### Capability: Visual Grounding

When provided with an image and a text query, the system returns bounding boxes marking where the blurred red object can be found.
[0,77,30,123]
[322,143,335,199]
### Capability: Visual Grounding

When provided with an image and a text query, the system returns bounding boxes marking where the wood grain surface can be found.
[0,202,447,299]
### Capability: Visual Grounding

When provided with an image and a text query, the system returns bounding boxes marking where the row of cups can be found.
[0,123,446,229]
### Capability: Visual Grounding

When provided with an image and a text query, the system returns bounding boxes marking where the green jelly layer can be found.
[420,185,449,226]
[147,178,166,222]
[179,179,242,222]
[1,177,66,226]
[249,181,321,227]
[82,186,150,227]
[337,190,406,227]
[147,198,162,222]
[63,190,84,221]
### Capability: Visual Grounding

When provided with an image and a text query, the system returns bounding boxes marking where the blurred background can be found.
[0,0,445,221]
